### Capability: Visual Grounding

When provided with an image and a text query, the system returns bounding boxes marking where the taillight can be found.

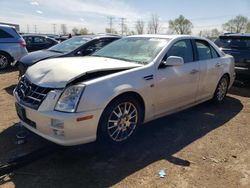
[20,41,26,47]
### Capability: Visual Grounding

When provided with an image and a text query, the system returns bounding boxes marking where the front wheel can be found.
[213,75,229,103]
[98,96,142,144]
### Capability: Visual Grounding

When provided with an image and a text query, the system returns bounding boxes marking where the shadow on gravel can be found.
[4,84,16,96]
[229,81,250,98]
[0,66,18,74]
[0,96,243,188]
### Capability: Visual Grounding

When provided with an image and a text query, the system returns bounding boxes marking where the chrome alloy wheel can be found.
[217,77,228,101]
[0,55,9,69]
[107,102,138,142]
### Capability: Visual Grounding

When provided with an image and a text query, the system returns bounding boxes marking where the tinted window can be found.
[165,39,194,63]
[86,39,113,52]
[0,29,13,38]
[195,40,212,60]
[34,36,45,43]
[23,36,33,45]
[215,36,250,50]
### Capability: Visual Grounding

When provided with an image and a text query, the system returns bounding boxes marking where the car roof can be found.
[75,34,122,40]
[220,33,250,37]
[127,34,208,41]
[0,24,15,29]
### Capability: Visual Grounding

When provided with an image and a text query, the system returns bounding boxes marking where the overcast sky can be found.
[1,0,250,34]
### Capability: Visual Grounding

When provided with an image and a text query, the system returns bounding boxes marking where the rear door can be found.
[194,39,223,100]
[154,39,200,116]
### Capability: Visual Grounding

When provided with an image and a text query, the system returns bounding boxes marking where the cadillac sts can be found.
[14,35,235,146]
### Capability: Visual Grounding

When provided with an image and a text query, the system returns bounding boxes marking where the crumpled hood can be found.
[20,50,62,65]
[25,56,141,88]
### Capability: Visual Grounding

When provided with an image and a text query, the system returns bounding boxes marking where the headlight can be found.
[55,85,85,112]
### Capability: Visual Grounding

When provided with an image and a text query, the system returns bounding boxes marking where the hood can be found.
[26,56,141,88]
[20,50,63,65]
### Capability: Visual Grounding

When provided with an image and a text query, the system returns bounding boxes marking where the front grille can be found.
[15,77,51,109]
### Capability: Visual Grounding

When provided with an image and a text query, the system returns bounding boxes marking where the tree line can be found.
[60,14,250,39]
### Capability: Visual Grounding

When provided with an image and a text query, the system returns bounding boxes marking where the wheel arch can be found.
[0,50,14,62]
[96,90,146,142]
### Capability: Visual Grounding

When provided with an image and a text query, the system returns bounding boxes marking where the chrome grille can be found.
[15,77,51,109]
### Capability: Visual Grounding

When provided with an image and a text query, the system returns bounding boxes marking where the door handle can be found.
[190,69,199,74]
[215,63,221,67]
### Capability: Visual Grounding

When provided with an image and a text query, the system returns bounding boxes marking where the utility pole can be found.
[52,24,56,34]
[120,18,126,35]
[26,24,29,33]
[107,16,114,33]
[34,25,37,33]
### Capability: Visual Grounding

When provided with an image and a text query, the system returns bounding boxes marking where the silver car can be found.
[0,24,28,70]
[14,35,235,146]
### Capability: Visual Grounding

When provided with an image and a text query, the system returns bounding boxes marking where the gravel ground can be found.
[0,68,249,188]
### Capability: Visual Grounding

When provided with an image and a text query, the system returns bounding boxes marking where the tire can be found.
[0,52,11,70]
[98,96,142,144]
[213,75,229,104]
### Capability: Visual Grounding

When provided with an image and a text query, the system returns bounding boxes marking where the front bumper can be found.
[15,101,102,146]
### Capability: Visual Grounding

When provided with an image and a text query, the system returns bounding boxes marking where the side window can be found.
[210,45,220,58]
[34,36,45,43]
[24,36,33,45]
[85,39,112,53]
[195,40,212,60]
[0,29,13,38]
[165,39,194,63]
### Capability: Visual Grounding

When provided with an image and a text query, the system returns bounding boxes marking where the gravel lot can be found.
[0,68,250,188]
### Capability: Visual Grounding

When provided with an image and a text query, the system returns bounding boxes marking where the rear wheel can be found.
[213,75,229,103]
[0,52,11,70]
[98,96,142,144]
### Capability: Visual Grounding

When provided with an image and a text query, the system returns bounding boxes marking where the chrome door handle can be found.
[190,69,199,74]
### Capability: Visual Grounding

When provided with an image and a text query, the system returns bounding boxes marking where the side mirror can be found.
[159,56,184,69]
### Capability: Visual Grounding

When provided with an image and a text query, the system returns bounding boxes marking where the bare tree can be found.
[61,24,67,35]
[79,28,88,35]
[72,27,79,35]
[223,15,248,33]
[135,20,144,34]
[199,28,222,40]
[148,14,160,34]
[168,15,193,34]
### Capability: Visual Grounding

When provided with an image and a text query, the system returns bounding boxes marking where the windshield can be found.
[48,36,89,53]
[215,36,250,50]
[92,37,170,64]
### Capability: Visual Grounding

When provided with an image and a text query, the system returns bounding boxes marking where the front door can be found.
[154,39,199,116]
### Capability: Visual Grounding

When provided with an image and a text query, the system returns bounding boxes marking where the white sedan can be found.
[14,35,235,146]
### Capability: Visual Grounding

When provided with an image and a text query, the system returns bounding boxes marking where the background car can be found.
[22,34,59,52]
[14,35,235,146]
[18,34,121,75]
[0,24,28,70]
[215,33,250,81]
